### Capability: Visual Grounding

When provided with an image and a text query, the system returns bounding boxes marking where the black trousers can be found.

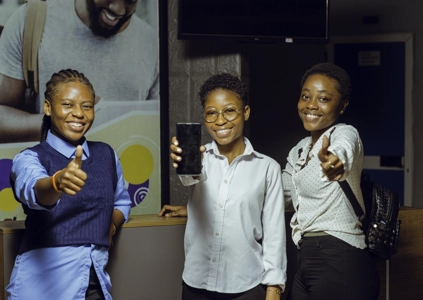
[85,265,105,300]
[182,281,266,300]
[287,235,380,300]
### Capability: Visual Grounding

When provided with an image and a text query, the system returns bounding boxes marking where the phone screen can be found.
[176,123,202,175]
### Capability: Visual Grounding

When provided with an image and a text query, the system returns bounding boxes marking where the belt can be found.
[303,231,329,237]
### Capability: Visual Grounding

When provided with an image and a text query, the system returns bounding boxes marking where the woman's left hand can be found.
[108,221,116,246]
[108,210,125,247]
[318,135,344,181]
[266,293,280,300]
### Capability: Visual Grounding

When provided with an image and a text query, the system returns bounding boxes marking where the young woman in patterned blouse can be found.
[282,62,380,300]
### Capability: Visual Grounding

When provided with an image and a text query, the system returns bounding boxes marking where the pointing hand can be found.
[318,135,344,181]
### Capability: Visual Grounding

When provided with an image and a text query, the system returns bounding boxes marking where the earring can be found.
[340,110,344,114]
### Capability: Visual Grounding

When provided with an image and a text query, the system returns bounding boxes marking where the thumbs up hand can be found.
[72,144,83,169]
[55,145,88,196]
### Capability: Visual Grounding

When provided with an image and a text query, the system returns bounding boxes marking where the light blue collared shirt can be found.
[7,131,131,299]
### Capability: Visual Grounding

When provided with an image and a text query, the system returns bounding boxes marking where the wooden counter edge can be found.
[1,207,420,233]
[122,215,187,228]
[0,215,187,234]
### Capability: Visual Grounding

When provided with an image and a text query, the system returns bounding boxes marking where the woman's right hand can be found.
[170,136,183,169]
[170,136,206,169]
[158,205,187,217]
[58,145,87,195]
[318,135,344,181]
[34,146,87,206]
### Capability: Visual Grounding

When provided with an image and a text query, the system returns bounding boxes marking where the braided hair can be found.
[40,69,95,142]
[198,73,248,107]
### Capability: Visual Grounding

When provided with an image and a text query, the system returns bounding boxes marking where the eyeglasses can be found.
[203,107,245,123]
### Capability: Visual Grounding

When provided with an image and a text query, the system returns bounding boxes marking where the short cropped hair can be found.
[198,73,248,107]
[300,62,352,102]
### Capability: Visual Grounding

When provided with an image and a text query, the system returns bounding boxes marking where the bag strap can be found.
[23,0,47,94]
[339,180,365,220]
[322,125,365,220]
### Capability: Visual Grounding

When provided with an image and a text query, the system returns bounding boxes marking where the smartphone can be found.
[176,123,202,175]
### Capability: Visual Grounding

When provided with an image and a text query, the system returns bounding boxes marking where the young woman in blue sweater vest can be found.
[7,69,131,300]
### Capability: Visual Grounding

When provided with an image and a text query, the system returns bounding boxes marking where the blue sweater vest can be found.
[17,141,117,254]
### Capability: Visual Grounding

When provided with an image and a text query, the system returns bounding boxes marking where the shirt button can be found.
[216,232,219,236]
[220,204,223,208]
[212,258,216,262]
[224,180,228,183]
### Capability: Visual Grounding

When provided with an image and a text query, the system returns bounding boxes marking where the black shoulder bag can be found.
[339,173,401,261]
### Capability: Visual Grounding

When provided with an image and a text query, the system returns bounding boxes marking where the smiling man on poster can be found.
[0,0,159,143]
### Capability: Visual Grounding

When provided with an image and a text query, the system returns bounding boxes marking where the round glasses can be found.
[203,107,245,123]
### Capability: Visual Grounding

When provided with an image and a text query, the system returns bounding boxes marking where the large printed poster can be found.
[0,0,161,220]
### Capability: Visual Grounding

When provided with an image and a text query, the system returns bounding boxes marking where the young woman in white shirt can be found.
[283,63,380,299]
[159,73,287,300]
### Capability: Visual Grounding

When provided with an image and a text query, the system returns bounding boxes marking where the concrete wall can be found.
[167,0,243,205]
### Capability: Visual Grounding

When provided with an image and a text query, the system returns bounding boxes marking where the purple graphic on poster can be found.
[127,180,150,208]
[0,159,13,191]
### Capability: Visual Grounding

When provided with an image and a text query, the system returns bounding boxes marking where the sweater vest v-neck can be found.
[17,141,117,254]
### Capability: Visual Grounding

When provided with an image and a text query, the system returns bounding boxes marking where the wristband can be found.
[52,171,62,193]
[267,287,282,295]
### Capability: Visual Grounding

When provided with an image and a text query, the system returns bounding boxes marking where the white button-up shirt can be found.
[180,138,287,293]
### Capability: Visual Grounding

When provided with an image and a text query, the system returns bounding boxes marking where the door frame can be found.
[327,33,414,206]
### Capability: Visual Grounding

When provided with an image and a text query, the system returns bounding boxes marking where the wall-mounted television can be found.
[178,0,329,44]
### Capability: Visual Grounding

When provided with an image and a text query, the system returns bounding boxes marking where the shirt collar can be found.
[207,137,262,158]
[46,130,90,159]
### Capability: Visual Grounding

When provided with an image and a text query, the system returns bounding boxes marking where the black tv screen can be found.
[178,0,329,43]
